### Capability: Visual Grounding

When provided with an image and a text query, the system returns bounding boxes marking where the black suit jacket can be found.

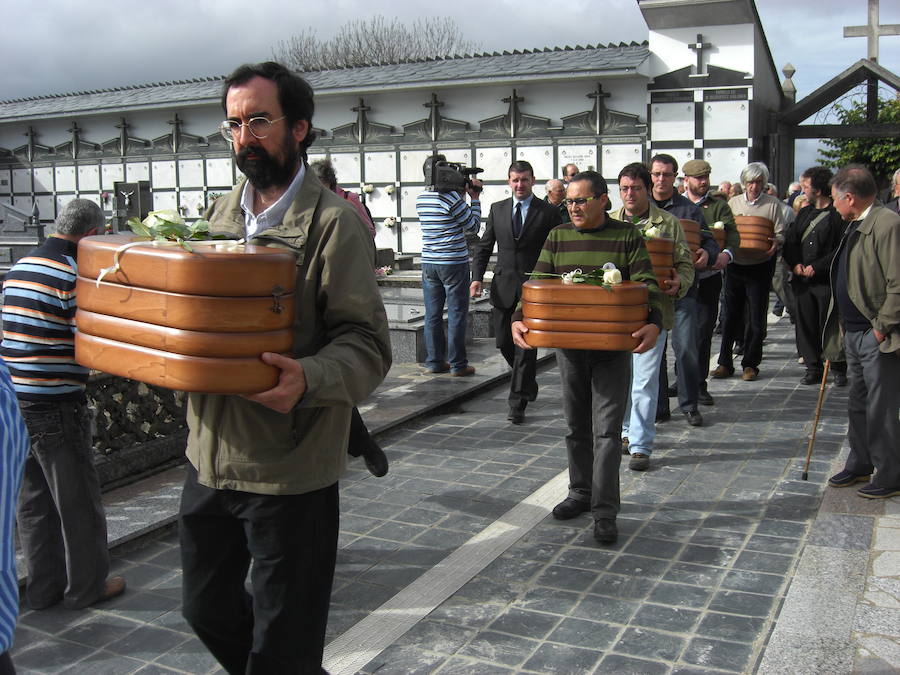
[472,195,562,310]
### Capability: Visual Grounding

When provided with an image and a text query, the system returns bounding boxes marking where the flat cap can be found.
[682,159,711,177]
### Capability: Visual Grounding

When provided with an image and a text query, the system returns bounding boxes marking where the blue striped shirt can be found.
[416,190,481,265]
[0,360,29,652]
[1,237,89,401]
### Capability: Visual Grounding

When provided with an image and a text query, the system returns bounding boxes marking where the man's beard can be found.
[236,138,299,191]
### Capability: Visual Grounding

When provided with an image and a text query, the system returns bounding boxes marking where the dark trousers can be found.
[791,281,846,376]
[492,305,538,408]
[697,273,723,382]
[556,348,630,520]
[843,330,900,489]
[718,258,775,371]
[0,652,13,675]
[16,399,109,609]
[180,465,338,675]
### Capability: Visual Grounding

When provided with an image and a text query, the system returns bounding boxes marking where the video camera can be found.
[424,154,484,194]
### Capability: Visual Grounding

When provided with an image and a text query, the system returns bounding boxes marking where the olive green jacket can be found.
[824,204,900,360]
[185,168,392,495]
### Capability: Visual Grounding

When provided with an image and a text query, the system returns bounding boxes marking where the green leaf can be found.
[127,217,153,239]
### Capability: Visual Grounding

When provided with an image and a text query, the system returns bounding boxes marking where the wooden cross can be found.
[587,84,611,135]
[423,93,444,142]
[502,89,525,138]
[844,0,900,63]
[689,33,712,75]
[351,98,371,144]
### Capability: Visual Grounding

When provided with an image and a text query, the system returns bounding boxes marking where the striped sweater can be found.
[416,190,481,265]
[1,236,89,401]
[515,218,664,328]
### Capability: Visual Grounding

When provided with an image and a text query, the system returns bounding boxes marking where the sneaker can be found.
[629,453,650,471]
[593,518,618,544]
[450,366,476,377]
[828,469,871,487]
[552,497,590,520]
[741,367,758,381]
[422,362,450,374]
[698,386,714,406]
[711,365,734,379]
[857,483,900,499]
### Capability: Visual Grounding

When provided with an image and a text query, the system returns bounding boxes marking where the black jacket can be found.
[782,204,846,283]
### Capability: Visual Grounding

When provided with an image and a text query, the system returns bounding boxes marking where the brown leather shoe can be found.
[710,365,733,379]
[450,366,476,377]
[741,367,758,381]
[96,576,126,604]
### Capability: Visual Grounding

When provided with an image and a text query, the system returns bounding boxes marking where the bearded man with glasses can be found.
[180,61,391,674]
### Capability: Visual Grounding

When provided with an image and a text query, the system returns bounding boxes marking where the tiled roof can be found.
[0,42,649,122]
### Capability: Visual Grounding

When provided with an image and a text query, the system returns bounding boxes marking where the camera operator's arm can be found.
[466,179,483,201]
[452,183,481,235]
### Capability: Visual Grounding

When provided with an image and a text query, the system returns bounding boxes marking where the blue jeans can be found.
[422,262,470,372]
[623,328,668,456]
[671,295,701,412]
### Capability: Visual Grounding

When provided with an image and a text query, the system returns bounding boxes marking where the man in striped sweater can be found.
[512,172,664,544]
[416,155,483,376]
[1,199,125,609]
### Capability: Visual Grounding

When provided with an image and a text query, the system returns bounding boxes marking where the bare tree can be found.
[273,16,481,71]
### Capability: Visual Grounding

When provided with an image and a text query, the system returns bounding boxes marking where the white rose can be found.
[603,268,622,285]
[712,221,725,230]
[644,226,661,239]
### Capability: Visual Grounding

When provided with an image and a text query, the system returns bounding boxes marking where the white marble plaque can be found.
[601,145,642,178]
[400,186,425,219]
[153,191,178,211]
[650,103,695,142]
[0,169,10,194]
[12,196,33,214]
[374,221,399,251]
[178,159,205,188]
[558,145,598,173]
[400,150,434,183]
[365,190,396,219]
[607,188,624,213]
[180,190,205,218]
[55,166,76,193]
[364,152,396,184]
[34,195,55,219]
[152,160,176,189]
[400,220,422,253]
[648,149,695,174]
[12,169,31,193]
[330,153,361,184]
[515,146,554,180]
[126,161,150,183]
[479,184,510,207]
[442,149,472,166]
[78,165,100,192]
[205,158,234,188]
[101,163,125,190]
[704,147,749,187]
[703,101,748,141]
[33,167,54,192]
[474,147,512,182]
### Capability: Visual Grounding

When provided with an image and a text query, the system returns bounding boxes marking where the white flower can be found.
[382,217,397,228]
[362,184,375,194]
[561,269,585,285]
[644,226,661,239]
[712,221,725,230]
[603,268,623,285]
[384,184,396,195]
[145,209,184,227]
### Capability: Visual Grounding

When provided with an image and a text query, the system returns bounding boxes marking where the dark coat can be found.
[472,195,562,309]
[782,204,845,284]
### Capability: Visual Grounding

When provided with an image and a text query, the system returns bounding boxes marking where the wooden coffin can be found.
[679,219,702,252]
[77,234,297,296]
[735,216,774,255]
[644,237,675,290]
[520,279,647,351]
[712,228,726,250]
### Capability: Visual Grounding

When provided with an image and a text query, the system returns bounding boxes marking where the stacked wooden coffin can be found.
[735,216,775,258]
[75,235,297,394]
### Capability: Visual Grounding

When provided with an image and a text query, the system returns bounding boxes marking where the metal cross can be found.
[689,34,712,75]
[120,189,134,209]
[587,84,611,135]
[844,0,900,63]
[423,93,444,142]
[167,114,183,153]
[351,98,371,145]
[502,89,525,138]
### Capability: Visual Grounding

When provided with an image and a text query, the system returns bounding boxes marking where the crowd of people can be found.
[0,57,895,673]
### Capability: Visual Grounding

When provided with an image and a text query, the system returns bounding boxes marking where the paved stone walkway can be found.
[9,317,899,674]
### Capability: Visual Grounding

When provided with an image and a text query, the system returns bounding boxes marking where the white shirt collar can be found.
[240,163,306,239]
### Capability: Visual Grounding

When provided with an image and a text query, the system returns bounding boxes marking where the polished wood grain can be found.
[712,228,726,249]
[523,328,640,351]
[679,219,702,251]
[522,317,645,333]
[522,301,649,322]
[521,279,649,305]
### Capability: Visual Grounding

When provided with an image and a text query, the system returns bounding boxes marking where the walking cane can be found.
[802,360,830,481]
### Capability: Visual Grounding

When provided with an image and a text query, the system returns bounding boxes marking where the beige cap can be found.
[682,159,711,177]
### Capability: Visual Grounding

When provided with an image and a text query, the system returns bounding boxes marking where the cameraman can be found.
[416,154,483,376]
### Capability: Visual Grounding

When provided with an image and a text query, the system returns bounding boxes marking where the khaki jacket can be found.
[823,204,900,360]
[185,169,392,495]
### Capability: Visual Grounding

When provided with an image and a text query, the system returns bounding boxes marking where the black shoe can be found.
[801,371,822,386]
[772,306,784,317]
[552,497,590,520]
[698,386,714,406]
[593,518,618,544]
[362,440,389,477]
[683,410,703,427]
[507,407,525,425]
[834,373,848,387]
[828,469,871,488]
[666,385,678,397]
[655,411,671,423]
[629,453,650,471]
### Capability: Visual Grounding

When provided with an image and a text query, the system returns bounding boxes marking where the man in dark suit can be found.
[471,160,562,424]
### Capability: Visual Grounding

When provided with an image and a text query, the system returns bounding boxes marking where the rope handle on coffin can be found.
[95,238,247,287]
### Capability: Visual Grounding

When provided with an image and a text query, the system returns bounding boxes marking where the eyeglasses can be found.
[619,185,645,193]
[650,172,675,179]
[219,116,286,141]
[564,197,600,207]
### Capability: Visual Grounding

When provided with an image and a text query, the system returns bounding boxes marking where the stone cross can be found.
[351,98,371,145]
[423,93,444,142]
[689,33,712,75]
[23,126,37,162]
[167,114,183,153]
[502,89,525,138]
[68,121,82,159]
[844,0,900,63]
[587,84,611,135]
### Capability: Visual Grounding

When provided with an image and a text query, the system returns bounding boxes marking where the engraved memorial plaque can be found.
[400,187,425,219]
[601,145,642,178]
[178,159,205,188]
[180,190,205,218]
[400,150,434,183]
[33,167,54,192]
[374,221,398,251]
[475,148,512,181]
[703,101,748,141]
[650,103,695,142]
[78,165,100,192]
[330,153,361,184]
[55,166,76,193]
[479,184,510,207]
[101,163,125,190]
[364,152,396,184]
[558,145,597,173]
[126,162,150,183]
[12,168,31,193]
[400,220,422,253]
[152,160,176,189]
[704,148,749,187]
[516,146,553,179]
[35,195,54,219]
[205,158,234,188]
[153,191,178,211]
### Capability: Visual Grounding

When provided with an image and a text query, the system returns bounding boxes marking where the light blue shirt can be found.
[240,164,306,238]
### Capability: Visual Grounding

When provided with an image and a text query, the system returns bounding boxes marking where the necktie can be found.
[513,202,523,239]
